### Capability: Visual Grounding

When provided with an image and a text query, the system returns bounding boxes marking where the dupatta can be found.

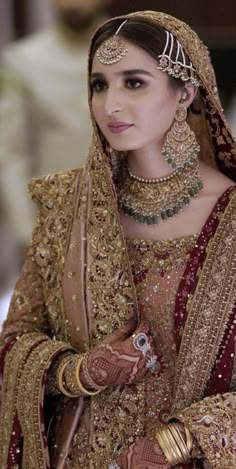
[0,10,236,469]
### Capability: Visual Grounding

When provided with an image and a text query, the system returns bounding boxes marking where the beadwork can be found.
[117,158,203,225]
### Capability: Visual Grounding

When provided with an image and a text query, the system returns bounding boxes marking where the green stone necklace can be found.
[117,159,203,225]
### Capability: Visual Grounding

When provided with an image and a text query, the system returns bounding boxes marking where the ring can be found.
[108,463,121,469]
[132,332,151,355]
[146,354,158,371]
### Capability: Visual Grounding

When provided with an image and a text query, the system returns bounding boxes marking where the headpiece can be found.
[96,20,128,64]
[157,30,200,86]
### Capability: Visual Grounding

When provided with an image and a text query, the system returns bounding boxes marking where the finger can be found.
[101,318,137,345]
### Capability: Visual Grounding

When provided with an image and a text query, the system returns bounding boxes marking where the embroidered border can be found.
[0,333,49,468]
[17,340,70,469]
[172,192,236,411]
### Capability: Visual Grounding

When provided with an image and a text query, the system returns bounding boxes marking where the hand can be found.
[81,319,155,388]
[115,437,170,469]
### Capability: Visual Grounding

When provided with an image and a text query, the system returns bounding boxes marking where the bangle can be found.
[156,429,180,465]
[64,354,84,395]
[57,354,81,398]
[155,423,191,465]
[82,352,107,392]
[75,356,101,396]
[184,426,193,454]
[168,424,190,462]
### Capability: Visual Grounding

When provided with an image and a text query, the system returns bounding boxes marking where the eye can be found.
[90,79,107,92]
[126,78,144,89]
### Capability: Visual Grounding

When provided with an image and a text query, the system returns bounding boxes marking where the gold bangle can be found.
[156,429,180,465]
[184,426,193,454]
[64,354,84,395]
[155,431,174,465]
[57,354,80,398]
[168,424,190,462]
[164,427,184,464]
[75,356,101,396]
[155,424,190,466]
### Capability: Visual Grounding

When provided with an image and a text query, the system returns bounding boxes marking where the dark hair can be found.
[90,17,186,91]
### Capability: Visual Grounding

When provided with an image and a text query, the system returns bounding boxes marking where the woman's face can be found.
[91,40,182,153]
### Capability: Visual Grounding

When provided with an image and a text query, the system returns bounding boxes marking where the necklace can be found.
[117,159,203,225]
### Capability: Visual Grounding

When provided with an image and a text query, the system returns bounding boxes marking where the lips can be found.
[107,122,134,134]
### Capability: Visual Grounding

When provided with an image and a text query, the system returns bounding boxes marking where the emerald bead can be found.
[161,211,168,220]
[166,208,174,217]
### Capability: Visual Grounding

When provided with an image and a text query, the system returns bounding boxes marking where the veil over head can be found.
[71,9,236,350]
[64,12,236,467]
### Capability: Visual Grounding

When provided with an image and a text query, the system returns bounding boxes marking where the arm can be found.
[174,392,236,468]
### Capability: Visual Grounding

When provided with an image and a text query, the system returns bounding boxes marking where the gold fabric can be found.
[1,10,236,469]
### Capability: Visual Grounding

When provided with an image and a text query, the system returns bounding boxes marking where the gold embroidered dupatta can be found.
[1,10,236,469]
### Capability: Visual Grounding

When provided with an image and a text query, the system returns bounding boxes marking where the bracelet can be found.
[82,352,107,392]
[156,429,180,465]
[168,424,190,462]
[75,356,101,396]
[64,354,84,395]
[155,423,191,465]
[57,354,81,398]
[185,426,193,454]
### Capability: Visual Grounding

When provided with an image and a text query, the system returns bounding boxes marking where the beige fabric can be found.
[0,27,92,243]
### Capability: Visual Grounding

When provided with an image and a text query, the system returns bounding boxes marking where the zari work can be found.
[1,9,236,469]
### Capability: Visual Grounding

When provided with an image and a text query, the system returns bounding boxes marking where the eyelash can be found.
[90,78,145,92]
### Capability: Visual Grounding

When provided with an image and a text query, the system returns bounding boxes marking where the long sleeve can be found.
[174,392,236,468]
[0,196,78,468]
[0,49,34,244]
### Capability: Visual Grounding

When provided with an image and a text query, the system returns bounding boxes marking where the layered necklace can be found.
[116,159,203,225]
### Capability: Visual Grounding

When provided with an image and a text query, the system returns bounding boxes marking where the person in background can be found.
[0,0,110,250]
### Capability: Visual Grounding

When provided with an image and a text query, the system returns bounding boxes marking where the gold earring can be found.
[162,98,200,171]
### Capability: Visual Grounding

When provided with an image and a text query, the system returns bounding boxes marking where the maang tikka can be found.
[96,20,128,64]
[162,91,201,171]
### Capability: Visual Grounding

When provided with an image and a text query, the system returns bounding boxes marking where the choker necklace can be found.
[117,160,203,225]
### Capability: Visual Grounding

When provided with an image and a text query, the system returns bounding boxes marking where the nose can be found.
[104,87,124,116]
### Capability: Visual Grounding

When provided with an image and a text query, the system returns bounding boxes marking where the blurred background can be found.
[0,0,236,327]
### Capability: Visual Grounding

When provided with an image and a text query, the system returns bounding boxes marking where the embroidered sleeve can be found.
[175,392,236,468]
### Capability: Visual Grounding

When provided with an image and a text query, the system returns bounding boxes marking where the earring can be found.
[162,94,200,171]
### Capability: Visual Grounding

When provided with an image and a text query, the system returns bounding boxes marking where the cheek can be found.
[91,97,103,126]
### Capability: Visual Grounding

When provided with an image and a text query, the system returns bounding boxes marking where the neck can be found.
[127,145,174,180]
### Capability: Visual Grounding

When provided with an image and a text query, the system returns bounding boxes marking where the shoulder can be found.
[28,167,83,209]
[200,161,235,196]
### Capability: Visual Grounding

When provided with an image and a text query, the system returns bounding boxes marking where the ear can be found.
[181,82,198,109]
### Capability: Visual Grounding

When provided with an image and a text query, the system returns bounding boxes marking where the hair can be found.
[89,17,188,91]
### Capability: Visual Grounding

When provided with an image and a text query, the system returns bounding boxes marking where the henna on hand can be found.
[117,437,170,469]
[80,319,155,389]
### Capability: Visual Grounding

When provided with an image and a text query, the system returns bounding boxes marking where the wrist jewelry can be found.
[155,423,191,465]
[184,426,193,453]
[75,355,101,396]
[57,354,81,398]
[82,352,107,392]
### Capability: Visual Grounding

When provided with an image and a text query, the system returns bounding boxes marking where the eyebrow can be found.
[90,69,154,79]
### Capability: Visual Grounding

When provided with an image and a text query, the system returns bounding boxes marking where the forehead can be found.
[91,40,157,75]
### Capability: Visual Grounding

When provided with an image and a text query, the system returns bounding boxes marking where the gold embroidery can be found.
[0,333,49,468]
[17,340,69,469]
[127,236,197,435]
[176,392,236,468]
[29,170,79,341]
[173,192,236,412]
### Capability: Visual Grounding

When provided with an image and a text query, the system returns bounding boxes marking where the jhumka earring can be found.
[162,92,200,171]
[96,20,128,64]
